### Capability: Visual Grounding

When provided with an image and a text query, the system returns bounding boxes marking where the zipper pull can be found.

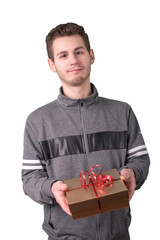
[80,100,84,107]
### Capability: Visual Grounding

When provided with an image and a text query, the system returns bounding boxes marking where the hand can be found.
[120,168,136,201]
[51,181,71,216]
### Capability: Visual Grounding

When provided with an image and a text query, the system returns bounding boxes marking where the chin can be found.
[70,78,88,86]
[60,72,90,87]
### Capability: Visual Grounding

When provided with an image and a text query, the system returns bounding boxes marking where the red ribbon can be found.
[69,164,113,214]
[79,164,113,187]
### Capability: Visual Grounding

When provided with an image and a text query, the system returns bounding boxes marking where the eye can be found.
[60,54,67,59]
[75,51,83,56]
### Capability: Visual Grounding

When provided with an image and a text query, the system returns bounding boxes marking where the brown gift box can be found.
[64,169,129,220]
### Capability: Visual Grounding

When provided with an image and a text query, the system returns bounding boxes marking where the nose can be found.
[70,53,78,65]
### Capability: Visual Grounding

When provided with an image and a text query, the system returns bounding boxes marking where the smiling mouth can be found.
[68,67,84,73]
[69,69,82,73]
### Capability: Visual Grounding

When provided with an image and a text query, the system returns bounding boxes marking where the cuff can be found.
[42,179,58,199]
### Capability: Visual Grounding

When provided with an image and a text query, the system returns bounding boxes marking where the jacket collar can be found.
[57,83,99,109]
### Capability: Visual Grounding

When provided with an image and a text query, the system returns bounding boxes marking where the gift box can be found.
[64,168,129,220]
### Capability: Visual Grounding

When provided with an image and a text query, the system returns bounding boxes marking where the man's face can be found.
[48,34,95,87]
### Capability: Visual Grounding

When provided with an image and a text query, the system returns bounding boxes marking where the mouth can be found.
[68,67,84,73]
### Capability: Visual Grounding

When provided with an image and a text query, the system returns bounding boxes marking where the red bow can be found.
[79,164,113,187]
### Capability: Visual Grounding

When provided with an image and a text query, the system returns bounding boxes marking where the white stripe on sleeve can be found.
[22,159,46,164]
[22,165,45,170]
[22,159,46,170]
[127,145,146,154]
[127,150,148,159]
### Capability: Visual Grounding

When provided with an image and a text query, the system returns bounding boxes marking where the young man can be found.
[22,23,150,240]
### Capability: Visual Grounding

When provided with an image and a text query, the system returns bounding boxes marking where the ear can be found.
[48,58,57,72]
[90,49,95,64]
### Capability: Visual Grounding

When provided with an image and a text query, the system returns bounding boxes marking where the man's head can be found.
[46,22,91,62]
[46,23,95,91]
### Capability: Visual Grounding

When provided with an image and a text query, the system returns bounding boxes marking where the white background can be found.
[0,0,159,239]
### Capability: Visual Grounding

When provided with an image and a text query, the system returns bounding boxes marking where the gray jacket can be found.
[22,83,150,240]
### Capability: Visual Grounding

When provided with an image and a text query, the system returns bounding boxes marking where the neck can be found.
[62,81,92,99]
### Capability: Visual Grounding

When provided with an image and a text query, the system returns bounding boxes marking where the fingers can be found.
[57,190,72,216]
[51,181,72,216]
[126,185,135,201]
[120,168,136,201]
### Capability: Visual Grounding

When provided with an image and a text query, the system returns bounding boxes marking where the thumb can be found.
[120,175,125,181]
[60,183,68,192]
[120,169,129,182]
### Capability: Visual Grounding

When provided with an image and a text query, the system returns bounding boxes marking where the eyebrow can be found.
[56,46,85,57]
[74,46,85,51]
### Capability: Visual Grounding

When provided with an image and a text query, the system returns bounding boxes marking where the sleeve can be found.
[22,118,58,205]
[121,106,150,189]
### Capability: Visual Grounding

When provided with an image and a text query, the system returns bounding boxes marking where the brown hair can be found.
[46,22,91,61]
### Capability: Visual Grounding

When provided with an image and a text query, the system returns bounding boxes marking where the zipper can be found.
[80,101,84,107]
[96,215,101,240]
[79,100,90,170]
[80,99,101,240]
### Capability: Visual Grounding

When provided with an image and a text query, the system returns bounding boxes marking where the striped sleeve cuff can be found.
[22,159,46,170]
[127,145,148,159]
